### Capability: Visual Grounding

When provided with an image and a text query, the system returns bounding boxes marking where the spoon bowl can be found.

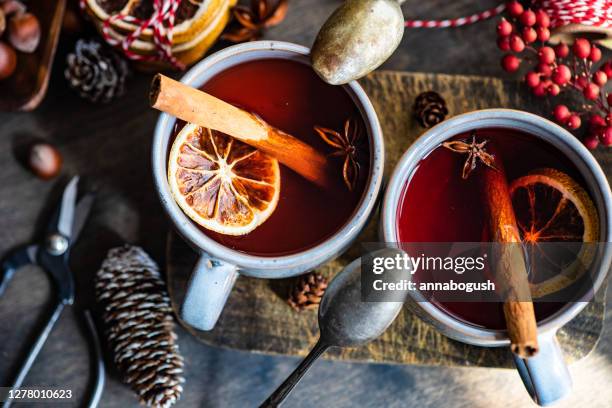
[260,249,407,407]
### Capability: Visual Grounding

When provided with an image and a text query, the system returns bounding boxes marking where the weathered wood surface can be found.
[167,71,608,368]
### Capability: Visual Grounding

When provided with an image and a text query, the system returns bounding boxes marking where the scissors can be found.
[0,176,105,408]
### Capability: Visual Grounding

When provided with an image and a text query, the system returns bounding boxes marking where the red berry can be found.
[520,9,536,26]
[567,115,581,129]
[535,9,550,27]
[522,27,537,44]
[552,65,571,85]
[589,46,602,62]
[553,105,570,122]
[538,46,555,64]
[576,75,589,89]
[593,71,607,86]
[590,114,607,130]
[497,37,511,51]
[501,54,521,72]
[607,114,612,125]
[536,27,550,42]
[533,83,547,97]
[554,43,569,58]
[497,18,513,37]
[525,71,540,88]
[573,38,591,59]
[537,63,552,76]
[548,84,560,96]
[602,61,612,78]
[583,83,600,100]
[507,1,524,17]
[584,133,599,150]
[510,34,525,52]
[601,127,612,147]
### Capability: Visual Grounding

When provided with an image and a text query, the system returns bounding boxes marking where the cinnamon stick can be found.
[481,146,538,358]
[150,74,333,189]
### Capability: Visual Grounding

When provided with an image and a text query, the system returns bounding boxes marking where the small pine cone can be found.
[96,245,184,408]
[65,39,128,103]
[413,91,449,128]
[287,271,328,311]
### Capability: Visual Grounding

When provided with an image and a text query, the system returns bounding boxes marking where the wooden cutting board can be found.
[166,71,608,368]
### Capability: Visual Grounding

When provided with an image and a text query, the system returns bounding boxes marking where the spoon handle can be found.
[259,340,329,408]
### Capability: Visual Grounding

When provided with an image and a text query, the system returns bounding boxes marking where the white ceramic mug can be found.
[382,109,612,406]
[152,41,384,331]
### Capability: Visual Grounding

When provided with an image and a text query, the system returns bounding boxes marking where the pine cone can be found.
[96,245,184,408]
[65,39,128,103]
[413,91,448,128]
[287,271,328,311]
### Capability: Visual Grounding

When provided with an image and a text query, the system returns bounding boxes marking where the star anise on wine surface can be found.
[315,118,362,191]
[222,0,289,42]
[442,132,499,179]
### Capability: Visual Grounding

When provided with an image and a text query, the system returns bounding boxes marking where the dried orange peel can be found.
[168,123,280,236]
[509,168,599,298]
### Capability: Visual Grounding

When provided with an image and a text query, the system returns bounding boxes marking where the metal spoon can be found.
[311,0,406,85]
[259,249,407,407]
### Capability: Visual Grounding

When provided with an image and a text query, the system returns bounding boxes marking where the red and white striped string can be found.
[404,1,612,29]
[80,0,185,69]
[82,0,612,67]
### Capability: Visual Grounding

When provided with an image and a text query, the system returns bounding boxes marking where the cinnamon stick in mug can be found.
[480,145,539,359]
[443,135,538,358]
[150,74,333,189]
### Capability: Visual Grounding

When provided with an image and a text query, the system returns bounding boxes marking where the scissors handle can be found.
[2,301,65,408]
[0,246,36,297]
[83,309,105,408]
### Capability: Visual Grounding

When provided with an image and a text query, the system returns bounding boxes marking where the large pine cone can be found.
[96,245,184,408]
[413,91,448,128]
[287,271,328,311]
[65,39,128,103]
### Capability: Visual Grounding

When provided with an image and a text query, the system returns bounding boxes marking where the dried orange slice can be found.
[168,123,280,236]
[509,168,599,298]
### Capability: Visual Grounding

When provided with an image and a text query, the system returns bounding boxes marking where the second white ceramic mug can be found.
[381,109,612,406]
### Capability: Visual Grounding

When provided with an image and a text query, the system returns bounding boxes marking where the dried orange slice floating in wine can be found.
[509,168,599,298]
[168,123,280,236]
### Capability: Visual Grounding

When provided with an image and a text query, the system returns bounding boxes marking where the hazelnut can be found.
[0,41,16,79]
[0,9,5,37]
[1,0,27,17]
[9,12,40,53]
[28,143,63,180]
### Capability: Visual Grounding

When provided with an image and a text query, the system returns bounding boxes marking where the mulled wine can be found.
[396,128,593,329]
[172,59,370,256]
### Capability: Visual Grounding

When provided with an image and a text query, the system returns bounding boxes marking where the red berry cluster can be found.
[497,1,612,150]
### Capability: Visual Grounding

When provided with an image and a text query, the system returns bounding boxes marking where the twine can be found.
[404,1,612,29]
[80,0,185,69]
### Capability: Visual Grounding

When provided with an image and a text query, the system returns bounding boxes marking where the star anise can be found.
[315,118,361,191]
[222,0,289,42]
[442,132,499,179]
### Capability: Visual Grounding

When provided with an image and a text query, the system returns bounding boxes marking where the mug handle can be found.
[180,253,239,331]
[512,331,572,406]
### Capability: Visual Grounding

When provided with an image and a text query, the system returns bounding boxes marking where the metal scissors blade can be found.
[72,194,95,243]
[47,176,79,240]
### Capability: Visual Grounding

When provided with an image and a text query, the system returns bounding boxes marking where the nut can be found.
[9,12,40,53]
[0,9,5,36]
[0,41,17,80]
[28,143,63,180]
[1,0,27,17]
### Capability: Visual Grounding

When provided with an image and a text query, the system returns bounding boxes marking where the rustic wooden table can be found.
[1,1,610,407]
